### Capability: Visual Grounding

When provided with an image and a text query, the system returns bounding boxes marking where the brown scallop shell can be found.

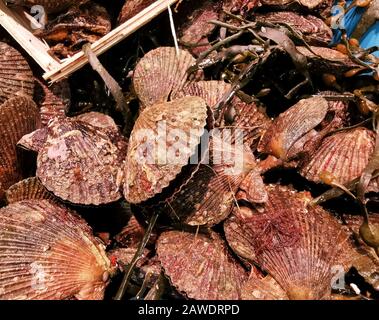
[156,231,247,300]
[176,80,231,110]
[224,185,354,299]
[258,96,329,160]
[18,128,48,153]
[123,96,207,204]
[176,80,271,147]
[34,79,70,126]
[296,46,357,74]
[117,0,155,25]
[74,112,119,132]
[237,168,268,204]
[300,127,375,185]
[163,138,260,226]
[0,200,112,300]
[133,47,195,109]
[0,42,34,104]
[36,116,128,205]
[5,177,55,204]
[18,112,119,154]
[178,1,219,55]
[115,215,157,248]
[0,96,40,200]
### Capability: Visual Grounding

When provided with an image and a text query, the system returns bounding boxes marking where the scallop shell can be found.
[254,11,332,46]
[115,215,157,248]
[300,127,375,185]
[36,116,128,205]
[5,177,55,204]
[156,231,247,300]
[123,96,207,204]
[258,96,329,160]
[117,0,155,24]
[0,200,111,300]
[242,273,288,300]
[237,168,268,204]
[18,128,48,153]
[296,46,357,74]
[159,133,260,226]
[176,80,231,110]
[0,96,40,200]
[133,47,196,109]
[0,42,34,104]
[176,80,271,147]
[108,248,150,271]
[75,112,119,132]
[224,185,354,299]
[34,79,70,126]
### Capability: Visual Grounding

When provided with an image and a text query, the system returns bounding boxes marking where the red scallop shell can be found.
[133,47,196,109]
[0,200,112,300]
[156,231,247,300]
[5,177,55,204]
[254,11,332,45]
[0,96,41,200]
[0,42,34,104]
[258,96,329,160]
[300,127,375,185]
[123,96,207,204]
[224,185,355,299]
[36,114,128,205]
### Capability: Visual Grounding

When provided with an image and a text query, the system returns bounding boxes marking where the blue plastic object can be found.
[331,0,379,57]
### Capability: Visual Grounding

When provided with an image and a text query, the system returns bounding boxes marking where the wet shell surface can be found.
[36,115,128,205]
[34,79,70,127]
[0,42,34,104]
[0,200,111,300]
[123,96,207,204]
[224,185,354,300]
[0,96,40,200]
[300,127,375,185]
[5,177,55,204]
[258,96,328,160]
[156,231,247,300]
[133,47,196,109]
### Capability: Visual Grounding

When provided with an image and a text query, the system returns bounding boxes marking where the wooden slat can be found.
[43,0,179,82]
[0,1,61,71]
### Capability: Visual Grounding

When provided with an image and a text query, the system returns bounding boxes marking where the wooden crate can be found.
[0,0,178,82]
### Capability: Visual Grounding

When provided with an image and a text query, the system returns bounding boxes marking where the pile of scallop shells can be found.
[0,0,379,300]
